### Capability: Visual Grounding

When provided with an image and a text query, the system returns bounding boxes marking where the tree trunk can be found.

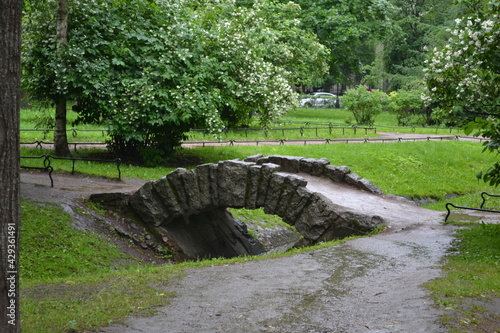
[0,1,21,332]
[54,98,71,156]
[54,0,71,156]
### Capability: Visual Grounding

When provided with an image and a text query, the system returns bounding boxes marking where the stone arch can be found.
[129,155,384,259]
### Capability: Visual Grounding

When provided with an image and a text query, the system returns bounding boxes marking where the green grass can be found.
[425,223,500,332]
[20,200,140,286]
[19,200,180,332]
[20,108,111,143]
[22,140,498,201]
[187,140,498,201]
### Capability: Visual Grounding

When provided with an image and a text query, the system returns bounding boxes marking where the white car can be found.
[299,92,339,108]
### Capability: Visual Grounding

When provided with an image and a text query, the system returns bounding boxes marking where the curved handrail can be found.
[480,191,500,209]
[445,202,500,223]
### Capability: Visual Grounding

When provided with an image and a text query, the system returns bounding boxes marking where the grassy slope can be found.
[425,223,500,332]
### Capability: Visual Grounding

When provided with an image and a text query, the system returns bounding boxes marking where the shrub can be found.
[389,89,427,126]
[342,85,389,124]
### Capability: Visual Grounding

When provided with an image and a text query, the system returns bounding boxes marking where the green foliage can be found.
[424,0,500,186]
[22,0,328,165]
[388,89,430,126]
[376,0,461,91]
[342,85,389,124]
[292,0,395,85]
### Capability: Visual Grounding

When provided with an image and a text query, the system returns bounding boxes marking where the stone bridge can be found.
[127,155,385,260]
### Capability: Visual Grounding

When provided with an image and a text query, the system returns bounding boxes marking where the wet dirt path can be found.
[99,174,456,333]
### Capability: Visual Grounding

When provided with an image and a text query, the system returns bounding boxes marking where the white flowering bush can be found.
[23,0,328,165]
[423,1,500,185]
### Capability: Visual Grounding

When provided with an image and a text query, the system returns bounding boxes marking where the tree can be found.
[23,0,328,164]
[343,85,389,124]
[292,0,395,86]
[54,0,71,156]
[375,0,461,91]
[0,0,21,332]
[424,0,500,185]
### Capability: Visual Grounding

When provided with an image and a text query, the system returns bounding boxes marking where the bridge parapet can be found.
[128,156,384,259]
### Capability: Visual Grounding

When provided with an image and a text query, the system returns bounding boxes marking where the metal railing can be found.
[182,135,462,147]
[189,124,377,138]
[480,191,500,209]
[20,155,54,187]
[20,154,121,187]
[445,192,500,223]
[20,140,108,151]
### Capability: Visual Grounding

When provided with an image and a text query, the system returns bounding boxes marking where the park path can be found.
[98,173,457,333]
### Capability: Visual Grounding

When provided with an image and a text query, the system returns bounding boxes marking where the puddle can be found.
[447,212,486,223]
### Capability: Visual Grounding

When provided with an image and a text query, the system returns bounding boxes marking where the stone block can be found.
[255,163,281,207]
[272,174,308,218]
[264,173,288,215]
[324,165,351,182]
[267,155,302,173]
[180,169,203,212]
[293,192,340,242]
[299,157,330,176]
[255,156,269,165]
[356,178,384,195]
[245,164,263,209]
[244,154,263,163]
[153,176,183,215]
[165,168,190,212]
[281,186,314,225]
[345,172,384,193]
[129,182,171,227]
[318,210,384,241]
[195,163,219,209]
[217,160,253,208]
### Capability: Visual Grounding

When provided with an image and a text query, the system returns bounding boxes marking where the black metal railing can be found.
[20,154,121,187]
[20,155,54,187]
[480,191,500,209]
[182,135,461,147]
[445,192,500,223]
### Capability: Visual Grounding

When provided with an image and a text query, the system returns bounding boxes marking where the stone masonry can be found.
[128,155,384,259]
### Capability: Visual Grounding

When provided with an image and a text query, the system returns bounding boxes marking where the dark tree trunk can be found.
[54,0,71,156]
[54,98,71,156]
[0,1,22,332]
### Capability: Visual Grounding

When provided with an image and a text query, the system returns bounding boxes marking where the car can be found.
[299,92,339,108]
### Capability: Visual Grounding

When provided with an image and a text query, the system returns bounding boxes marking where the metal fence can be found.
[20,154,121,187]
